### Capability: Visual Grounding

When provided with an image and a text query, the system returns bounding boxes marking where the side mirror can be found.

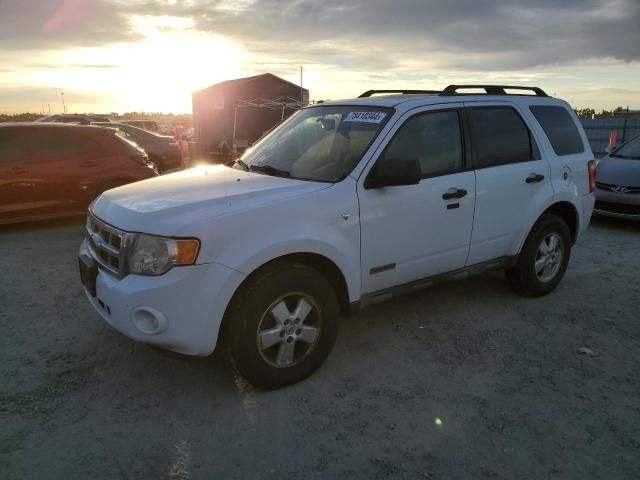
[365,157,422,189]
[604,145,615,154]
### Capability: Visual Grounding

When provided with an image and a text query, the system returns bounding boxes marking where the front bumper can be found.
[594,188,640,220]
[79,239,245,356]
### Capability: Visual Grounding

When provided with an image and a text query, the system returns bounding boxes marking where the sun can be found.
[27,15,245,113]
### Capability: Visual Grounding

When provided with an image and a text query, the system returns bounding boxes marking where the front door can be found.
[0,127,34,222]
[358,106,476,294]
[464,103,553,265]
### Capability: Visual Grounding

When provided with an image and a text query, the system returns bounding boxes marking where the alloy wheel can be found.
[256,293,322,368]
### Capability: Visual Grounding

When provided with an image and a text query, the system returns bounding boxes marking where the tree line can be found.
[0,112,192,127]
[574,106,633,118]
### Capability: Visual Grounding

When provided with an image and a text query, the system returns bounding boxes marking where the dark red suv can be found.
[0,123,158,225]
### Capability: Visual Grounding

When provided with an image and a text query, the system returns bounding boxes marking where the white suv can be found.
[79,84,596,388]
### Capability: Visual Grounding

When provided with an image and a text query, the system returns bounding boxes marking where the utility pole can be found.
[60,91,66,113]
[300,66,303,105]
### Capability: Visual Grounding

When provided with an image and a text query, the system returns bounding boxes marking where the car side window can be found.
[29,130,101,161]
[530,105,584,156]
[381,110,463,177]
[468,107,534,168]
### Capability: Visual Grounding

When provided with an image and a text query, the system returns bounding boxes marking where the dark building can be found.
[192,73,309,160]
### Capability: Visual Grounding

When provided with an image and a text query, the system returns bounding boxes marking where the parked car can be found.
[0,123,158,224]
[35,114,113,124]
[93,122,182,173]
[120,120,160,132]
[79,84,595,389]
[594,134,640,220]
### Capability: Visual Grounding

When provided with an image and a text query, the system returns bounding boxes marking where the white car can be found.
[79,84,595,389]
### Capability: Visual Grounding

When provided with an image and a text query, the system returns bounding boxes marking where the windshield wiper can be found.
[248,164,290,177]
[611,153,640,159]
[234,159,250,171]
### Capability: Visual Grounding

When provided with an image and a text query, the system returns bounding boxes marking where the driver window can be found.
[383,110,463,177]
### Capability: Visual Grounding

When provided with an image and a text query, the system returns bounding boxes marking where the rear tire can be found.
[507,214,572,297]
[223,262,339,389]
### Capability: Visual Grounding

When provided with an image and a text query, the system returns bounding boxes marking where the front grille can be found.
[594,201,640,216]
[595,182,640,194]
[86,214,128,276]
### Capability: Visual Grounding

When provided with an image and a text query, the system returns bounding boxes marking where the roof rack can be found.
[440,84,548,97]
[358,89,441,98]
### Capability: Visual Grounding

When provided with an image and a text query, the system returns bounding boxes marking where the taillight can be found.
[588,159,596,193]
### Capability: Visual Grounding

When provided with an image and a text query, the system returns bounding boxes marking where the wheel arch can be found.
[217,252,352,349]
[514,200,580,257]
[233,252,351,316]
[542,201,579,243]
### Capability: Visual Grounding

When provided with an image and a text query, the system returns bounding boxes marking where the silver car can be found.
[594,134,640,220]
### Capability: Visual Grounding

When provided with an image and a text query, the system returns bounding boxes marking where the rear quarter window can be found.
[530,106,584,156]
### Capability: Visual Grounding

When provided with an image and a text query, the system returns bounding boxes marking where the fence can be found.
[579,114,640,157]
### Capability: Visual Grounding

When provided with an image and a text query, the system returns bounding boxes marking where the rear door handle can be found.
[7,166,27,174]
[442,188,467,200]
[525,173,545,183]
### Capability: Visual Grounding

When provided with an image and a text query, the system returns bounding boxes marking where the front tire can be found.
[507,214,572,297]
[223,263,339,389]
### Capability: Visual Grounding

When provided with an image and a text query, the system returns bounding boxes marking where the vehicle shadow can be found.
[590,215,639,233]
[0,216,85,235]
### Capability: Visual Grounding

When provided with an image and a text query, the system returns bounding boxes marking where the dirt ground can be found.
[1,216,639,479]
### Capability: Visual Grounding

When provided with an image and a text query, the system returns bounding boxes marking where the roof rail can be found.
[440,84,548,97]
[358,89,441,98]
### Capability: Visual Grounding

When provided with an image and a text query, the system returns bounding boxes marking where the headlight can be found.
[128,234,200,275]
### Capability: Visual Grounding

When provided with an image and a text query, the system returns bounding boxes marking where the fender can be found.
[511,194,581,255]
[193,179,362,303]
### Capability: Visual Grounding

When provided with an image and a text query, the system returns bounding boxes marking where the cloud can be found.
[0,0,639,112]
[0,0,141,49]
[1,0,638,70]
[112,0,640,71]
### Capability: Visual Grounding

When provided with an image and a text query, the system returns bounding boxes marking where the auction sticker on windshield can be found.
[344,111,387,123]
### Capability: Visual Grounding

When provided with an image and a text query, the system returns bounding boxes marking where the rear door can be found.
[30,128,105,216]
[465,102,553,265]
[0,127,34,221]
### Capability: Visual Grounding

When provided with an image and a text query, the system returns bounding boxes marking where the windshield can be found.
[612,135,640,159]
[237,105,393,182]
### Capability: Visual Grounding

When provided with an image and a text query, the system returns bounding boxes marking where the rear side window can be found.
[29,129,101,161]
[530,106,584,156]
[468,107,534,168]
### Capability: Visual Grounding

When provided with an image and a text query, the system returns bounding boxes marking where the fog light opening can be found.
[131,307,168,335]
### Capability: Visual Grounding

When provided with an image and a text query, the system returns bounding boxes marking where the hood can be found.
[596,156,640,188]
[91,165,331,235]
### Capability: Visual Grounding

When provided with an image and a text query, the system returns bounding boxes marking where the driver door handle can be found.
[80,161,98,168]
[525,173,545,183]
[442,188,467,200]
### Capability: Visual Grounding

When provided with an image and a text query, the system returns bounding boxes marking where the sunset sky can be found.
[1,0,639,114]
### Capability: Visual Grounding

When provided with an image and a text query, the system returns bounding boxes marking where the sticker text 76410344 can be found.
[344,112,387,123]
